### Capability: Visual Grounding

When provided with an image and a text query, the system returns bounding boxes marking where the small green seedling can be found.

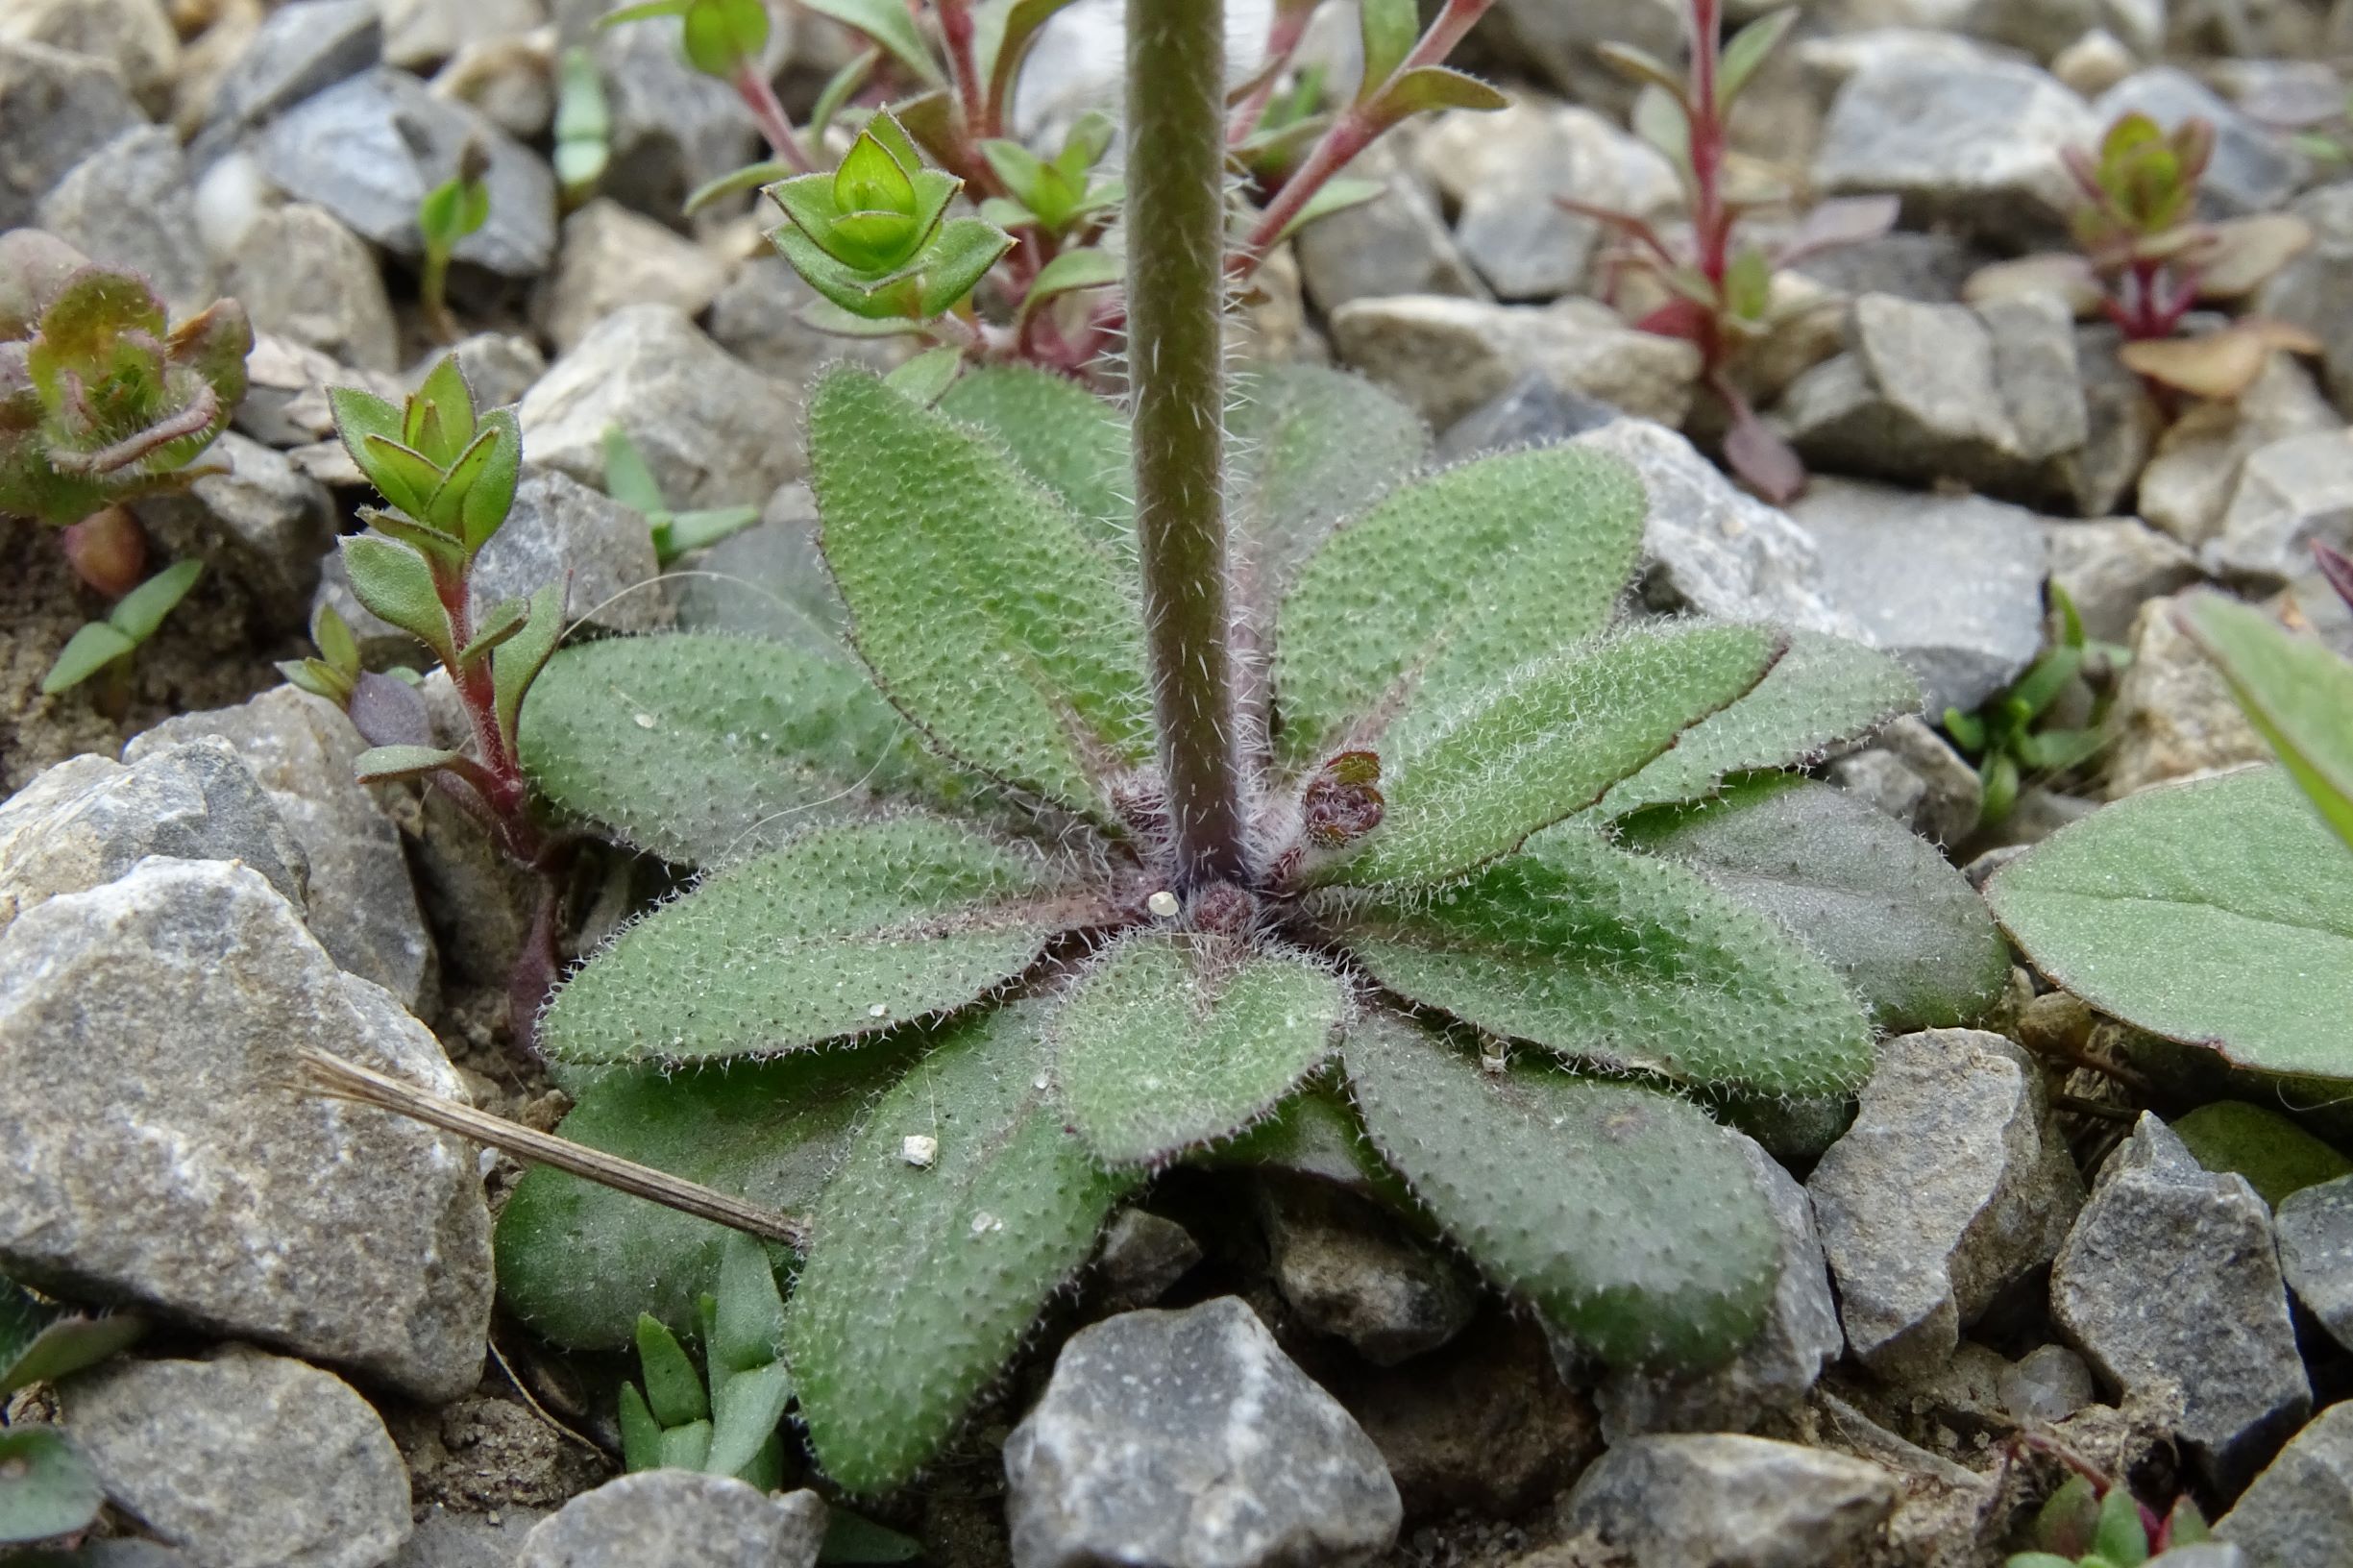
[40,558,204,703]
[1944,585,2120,827]
[601,426,760,567]
[418,144,492,342]
[1569,0,1896,502]
[0,231,250,588]
[620,1232,794,1486]
[553,46,612,207]
[0,1279,145,1548]
[2008,1470,2210,1567]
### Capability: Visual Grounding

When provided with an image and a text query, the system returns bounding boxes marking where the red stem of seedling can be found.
[733,62,818,174]
[1228,4,1316,146]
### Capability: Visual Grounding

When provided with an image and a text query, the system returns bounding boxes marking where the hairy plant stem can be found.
[1126,0,1249,891]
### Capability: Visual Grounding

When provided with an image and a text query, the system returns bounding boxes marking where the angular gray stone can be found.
[519,304,802,510]
[2045,518,2202,646]
[2052,1113,2310,1490]
[135,429,338,627]
[2216,1402,2353,1568]
[65,1345,412,1568]
[2258,184,2353,421]
[1807,1029,2085,1378]
[1826,714,1984,848]
[0,858,493,1402]
[254,67,555,278]
[2096,69,2307,219]
[0,738,307,932]
[0,39,143,230]
[2103,592,2269,798]
[518,1475,825,1568]
[1294,140,1485,315]
[1003,1297,1402,1568]
[2207,429,2353,587]
[37,126,216,319]
[226,203,402,373]
[1778,292,2087,499]
[2058,322,2167,520]
[1328,295,1700,431]
[1413,99,1679,303]
[1259,1180,1478,1366]
[1435,371,1621,461]
[1558,1433,1899,1568]
[705,255,910,385]
[1569,419,1864,638]
[391,1506,551,1568]
[1595,1139,1844,1438]
[2140,355,2340,548]
[383,0,548,71]
[572,8,758,221]
[1093,1208,1202,1310]
[2274,1175,2353,1353]
[192,0,382,161]
[1477,0,1679,108]
[1789,479,2050,717]
[1999,1342,2099,1423]
[1813,57,2099,249]
[129,686,438,1012]
[531,198,727,356]
[1791,230,1992,306]
[0,0,179,113]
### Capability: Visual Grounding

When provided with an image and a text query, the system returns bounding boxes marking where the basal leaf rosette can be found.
[765,113,1012,323]
[506,363,2002,1496]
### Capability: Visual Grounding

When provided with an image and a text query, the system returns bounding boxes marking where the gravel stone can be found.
[128,686,438,1012]
[0,0,178,112]
[2216,1401,2353,1568]
[65,1345,412,1568]
[2140,355,2340,548]
[0,39,143,231]
[1826,715,1984,848]
[1789,479,2050,717]
[1294,140,1486,314]
[1003,1296,1402,1568]
[2207,429,2353,587]
[518,1475,825,1568]
[531,198,727,355]
[225,203,401,373]
[0,858,493,1401]
[1807,1029,2085,1378]
[2102,593,2269,798]
[135,429,338,628]
[0,738,306,932]
[1999,1343,2099,1422]
[390,1507,550,1568]
[1329,295,1701,430]
[254,66,555,278]
[1558,1433,1900,1568]
[2274,1175,2353,1353]
[1813,56,2099,249]
[36,126,215,319]
[382,0,548,70]
[192,0,382,162]
[2052,1113,2311,1490]
[2044,518,2203,646]
[1092,1209,1202,1310]
[1595,1138,1844,1437]
[519,304,803,510]
[705,254,910,385]
[1258,1180,1479,1366]
[569,7,759,220]
[1436,371,1622,461]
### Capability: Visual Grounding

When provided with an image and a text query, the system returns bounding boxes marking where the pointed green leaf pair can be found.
[768,117,1010,323]
[809,368,1151,819]
[1051,935,1346,1166]
[40,560,205,695]
[1343,1012,1778,1370]
[1988,765,2353,1082]
[2177,591,2353,851]
[538,815,1102,1066]
[519,633,954,866]
[331,360,518,553]
[1322,625,1786,888]
[497,1039,912,1347]
[787,1006,1133,1496]
[1322,821,1873,1095]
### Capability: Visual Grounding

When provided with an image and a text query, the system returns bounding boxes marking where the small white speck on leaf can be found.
[901,1134,939,1168]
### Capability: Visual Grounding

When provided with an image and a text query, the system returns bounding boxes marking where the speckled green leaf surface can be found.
[495,1041,907,1347]
[810,368,1148,817]
[1322,625,1783,888]
[936,364,1132,546]
[1342,1012,1777,1369]
[520,634,953,866]
[788,1007,1134,1495]
[1618,775,2008,1033]
[1322,824,1872,1095]
[1595,632,1920,819]
[1987,765,2353,1081]
[1051,934,1345,1165]
[540,817,1100,1065]
[1273,445,1646,771]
